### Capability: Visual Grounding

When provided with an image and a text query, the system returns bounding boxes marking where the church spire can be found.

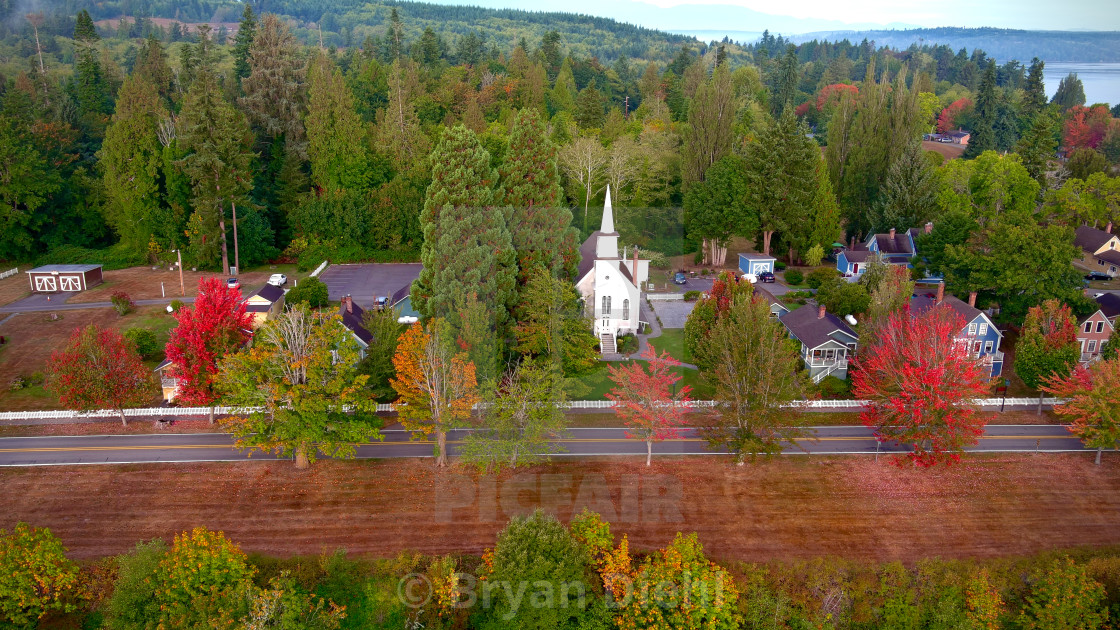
[601,185,615,234]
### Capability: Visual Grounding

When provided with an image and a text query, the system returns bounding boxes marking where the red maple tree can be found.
[1042,358,1120,465]
[815,83,859,111]
[852,305,992,467]
[606,343,692,466]
[47,324,153,426]
[936,98,973,134]
[164,277,254,420]
[1063,104,1112,150]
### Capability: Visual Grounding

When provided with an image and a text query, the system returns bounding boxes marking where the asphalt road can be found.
[0,425,1089,466]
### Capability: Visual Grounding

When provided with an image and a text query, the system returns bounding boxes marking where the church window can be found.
[622,299,629,319]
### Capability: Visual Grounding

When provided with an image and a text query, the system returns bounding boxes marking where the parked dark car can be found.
[1085,272,1112,281]
[759,271,776,283]
[673,271,688,285]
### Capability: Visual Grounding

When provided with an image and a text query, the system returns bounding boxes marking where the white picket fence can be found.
[309,260,329,277]
[0,398,1063,423]
[0,268,18,281]
[646,293,685,301]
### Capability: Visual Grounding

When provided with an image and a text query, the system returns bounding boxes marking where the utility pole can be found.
[175,249,185,296]
[624,95,629,119]
[231,201,240,275]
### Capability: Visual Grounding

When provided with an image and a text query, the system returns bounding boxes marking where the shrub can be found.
[169,299,184,312]
[124,327,160,361]
[285,277,330,308]
[110,291,134,316]
[646,250,670,269]
[776,260,788,271]
[26,371,44,387]
[701,268,710,276]
[803,244,825,267]
[683,290,701,301]
[617,333,639,354]
[806,267,840,290]
[817,375,851,398]
[8,376,24,391]
[785,269,804,285]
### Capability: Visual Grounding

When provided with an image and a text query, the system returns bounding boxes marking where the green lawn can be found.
[650,328,689,363]
[567,359,713,400]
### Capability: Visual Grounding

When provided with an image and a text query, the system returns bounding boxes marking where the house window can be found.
[602,296,611,315]
[972,341,982,355]
[984,341,993,353]
[978,323,988,336]
[1085,321,1093,333]
[622,299,629,320]
[1089,340,1098,353]
[967,323,977,336]
[1098,321,1106,333]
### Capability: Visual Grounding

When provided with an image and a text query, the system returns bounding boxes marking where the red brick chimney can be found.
[889,227,896,240]
[925,222,933,234]
[632,248,639,285]
[850,236,856,250]
[1107,222,1114,234]
[342,294,352,313]
[818,304,826,320]
[968,291,977,308]
[936,282,945,304]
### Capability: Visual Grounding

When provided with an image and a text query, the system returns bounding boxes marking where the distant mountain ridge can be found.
[785,28,1120,63]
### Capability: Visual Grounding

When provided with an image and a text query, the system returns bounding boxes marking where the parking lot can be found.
[317,263,422,309]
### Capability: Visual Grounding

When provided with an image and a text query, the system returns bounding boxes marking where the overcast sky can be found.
[437,0,1120,33]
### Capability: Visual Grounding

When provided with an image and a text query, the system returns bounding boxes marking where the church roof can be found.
[577,231,602,280]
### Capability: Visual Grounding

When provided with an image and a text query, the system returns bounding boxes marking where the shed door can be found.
[33,276,57,292]
[59,275,81,292]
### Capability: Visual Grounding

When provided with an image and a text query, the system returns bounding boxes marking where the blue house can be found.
[837,225,929,277]
[909,284,1004,378]
[739,253,776,276]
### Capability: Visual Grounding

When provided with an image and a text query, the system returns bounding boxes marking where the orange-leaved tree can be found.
[606,343,691,466]
[391,319,478,467]
[852,304,991,467]
[1042,356,1120,465]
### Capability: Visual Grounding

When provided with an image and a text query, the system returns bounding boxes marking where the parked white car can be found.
[741,273,759,284]
[267,273,288,286]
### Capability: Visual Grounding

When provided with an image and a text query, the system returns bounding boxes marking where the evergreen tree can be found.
[133,36,173,102]
[0,116,61,259]
[964,61,997,159]
[681,62,734,190]
[377,58,429,173]
[177,67,256,274]
[499,108,577,277]
[772,44,800,115]
[386,7,404,61]
[1051,73,1086,111]
[74,9,98,42]
[99,75,171,255]
[1016,111,1059,188]
[684,154,751,266]
[745,108,817,256]
[232,4,257,81]
[305,54,373,192]
[1021,57,1046,119]
[873,141,938,232]
[73,11,111,120]
[414,125,516,327]
[548,58,576,115]
[574,80,604,129]
[240,14,306,149]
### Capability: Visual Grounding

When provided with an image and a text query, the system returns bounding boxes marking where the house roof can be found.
[779,304,857,350]
[872,232,915,255]
[1095,249,1120,266]
[948,130,969,138]
[753,285,789,313]
[249,283,285,303]
[909,291,1001,336]
[339,301,372,345]
[1096,292,1120,319]
[391,283,411,306]
[842,248,873,263]
[1075,225,1115,253]
[739,253,776,261]
[27,264,101,273]
[577,231,602,280]
[245,303,272,313]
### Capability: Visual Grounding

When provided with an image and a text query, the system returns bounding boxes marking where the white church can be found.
[575,187,649,354]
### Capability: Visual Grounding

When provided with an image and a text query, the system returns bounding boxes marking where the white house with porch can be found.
[575,187,649,354]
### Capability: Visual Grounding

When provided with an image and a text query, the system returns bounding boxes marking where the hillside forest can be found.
[0,3,1119,323]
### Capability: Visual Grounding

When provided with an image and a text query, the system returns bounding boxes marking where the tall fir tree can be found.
[499,108,578,279]
[873,141,939,231]
[72,9,111,121]
[681,62,734,190]
[772,44,800,115]
[133,36,173,103]
[239,13,306,150]
[377,58,430,173]
[98,75,172,254]
[964,61,997,159]
[745,108,818,257]
[177,67,256,274]
[305,54,373,192]
[574,80,604,129]
[548,58,576,115]
[1021,57,1046,120]
[231,4,257,81]
[414,125,516,328]
[1051,73,1085,111]
[1016,111,1059,188]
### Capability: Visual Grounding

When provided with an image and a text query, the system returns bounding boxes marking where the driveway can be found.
[317,263,422,309]
[649,300,694,329]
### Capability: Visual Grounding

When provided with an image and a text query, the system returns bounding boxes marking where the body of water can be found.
[1043,62,1120,108]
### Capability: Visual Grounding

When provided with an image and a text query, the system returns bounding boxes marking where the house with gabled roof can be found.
[836,224,931,277]
[753,285,790,319]
[779,303,858,383]
[909,283,1004,378]
[1077,309,1114,364]
[1074,224,1120,278]
[243,283,285,328]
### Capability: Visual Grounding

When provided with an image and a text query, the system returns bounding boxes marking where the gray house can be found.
[779,304,858,383]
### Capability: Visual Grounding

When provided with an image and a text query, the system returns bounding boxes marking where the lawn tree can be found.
[461,360,569,471]
[1043,357,1120,465]
[852,305,992,467]
[48,324,154,426]
[218,306,381,469]
[861,264,915,346]
[390,320,479,467]
[1015,300,1080,415]
[606,344,692,466]
[0,523,80,627]
[165,277,254,423]
[513,266,599,376]
[744,108,818,256]
[695,295,811,463]
[156,527,256,628]
[683,154,751,267]
[683,271,754,369]
[1017,557,1108,630]
[357,305,405,402]
[681,62,734,191]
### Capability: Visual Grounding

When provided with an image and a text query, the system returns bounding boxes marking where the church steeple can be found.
[601,185,615,234]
